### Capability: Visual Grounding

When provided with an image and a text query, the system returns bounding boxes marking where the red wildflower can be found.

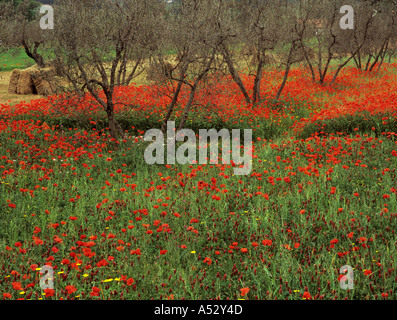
[303,291,312,300]
[240,287,250,297]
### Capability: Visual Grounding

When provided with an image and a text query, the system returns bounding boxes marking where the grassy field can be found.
[0,49,35,72]
[0,49,396,300]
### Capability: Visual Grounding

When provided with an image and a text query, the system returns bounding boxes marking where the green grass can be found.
[0,122,396,300]
[0,49,35,71]
[0,104,396,299]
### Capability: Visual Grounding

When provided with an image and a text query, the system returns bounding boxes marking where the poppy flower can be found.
[363,270,372,276]
[240,287,250,297]
[12,282,22,290]
[65,285,77,295]
[130,248,141,255]
[43,288,55,297]
[303,291,311,300]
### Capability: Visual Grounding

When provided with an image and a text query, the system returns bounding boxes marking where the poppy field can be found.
[0,64,396,300]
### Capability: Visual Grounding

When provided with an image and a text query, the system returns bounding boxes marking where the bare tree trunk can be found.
[357,50,362,70]
[22,40,45,68]
[369,39,388,72]
[161,80,183,133]
[275,42,297,102]
[331,55,356,85]
[319,53,333,85]
[103,88,124,140]
[177,83,198,132]
[388,51,395,63]
[353,50,362,70]
[221,44,251,104]
[274,62,291,102]
[364,55,372,71]
[252,50,263,104]
[301,43,316,82]
[317,37,324,84]
[377,43,388,72]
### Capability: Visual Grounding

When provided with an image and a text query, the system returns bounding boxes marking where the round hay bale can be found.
[8,69,21,94]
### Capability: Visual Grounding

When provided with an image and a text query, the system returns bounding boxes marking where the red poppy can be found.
[303,291,311,300]
[65,285,77,295]
[12,282,22,290]
[240,287,250,297]
[43,288,55,297]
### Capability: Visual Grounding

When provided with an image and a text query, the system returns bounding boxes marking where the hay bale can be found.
[46,58,64,76]
[16,70,35,95]
[16,66,39,95]
[249,51,279,67]
[31,67,56,96]
[32,75,52,96]
[241,45,254,57]
[264,52,279,65]
[146,61,174,82]
[11,65,56,96]
[8,69,21,94]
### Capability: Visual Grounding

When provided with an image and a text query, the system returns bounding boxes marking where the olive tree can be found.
[49,0,162,140]
[0,0,48,67]
[153,0,228,132]
[217,0,292,105]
